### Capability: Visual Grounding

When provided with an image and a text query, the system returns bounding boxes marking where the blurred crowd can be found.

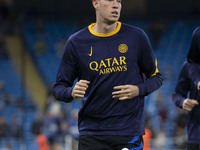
[0,85,80,150]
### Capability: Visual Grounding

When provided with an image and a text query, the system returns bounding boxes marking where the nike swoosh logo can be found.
[88,46,93,56]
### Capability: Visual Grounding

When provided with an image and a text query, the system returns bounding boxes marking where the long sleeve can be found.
[172,62,190,108]
[136,31,162,96]
[53,39,79,102]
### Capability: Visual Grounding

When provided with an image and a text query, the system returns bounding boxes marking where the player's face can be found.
[94,0,122,23]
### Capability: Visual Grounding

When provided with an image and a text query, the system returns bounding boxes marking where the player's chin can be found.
[112,17,120,22]
[108,16,120,22]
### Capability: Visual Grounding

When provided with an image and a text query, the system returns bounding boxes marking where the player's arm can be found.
[172,62,191,108]
[174,63,200,110]
[53,39,79,102]
[136,30,162,96]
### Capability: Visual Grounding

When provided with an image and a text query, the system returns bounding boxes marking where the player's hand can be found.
[71,80,90,99]
[182,99,199,111]
[197,81,200,94]
[112,85,139,100]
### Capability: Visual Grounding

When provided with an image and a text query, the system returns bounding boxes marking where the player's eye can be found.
[118,0,122,3]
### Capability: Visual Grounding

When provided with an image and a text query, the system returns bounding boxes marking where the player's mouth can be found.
[111,11,119,17]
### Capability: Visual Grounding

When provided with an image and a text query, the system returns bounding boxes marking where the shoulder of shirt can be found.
[194,26,200,33]
[192,26,200,38]
[182,60,188,66]
[68,27,89,41]
[184,60,200,70]
[121,22,146,34]
[181,61,190,70]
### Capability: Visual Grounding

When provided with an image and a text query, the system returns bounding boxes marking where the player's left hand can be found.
[112,85,139,100]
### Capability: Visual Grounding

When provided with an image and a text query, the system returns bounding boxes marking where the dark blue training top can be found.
[173,27,200,144]
[53,22,162,136]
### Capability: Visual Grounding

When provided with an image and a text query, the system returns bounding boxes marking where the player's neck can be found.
[92,21,118,34]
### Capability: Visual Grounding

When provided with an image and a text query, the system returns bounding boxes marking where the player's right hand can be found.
[182,99,199,111]
[71,80,90,99]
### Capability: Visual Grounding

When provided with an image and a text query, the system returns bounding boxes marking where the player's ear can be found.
[92,0,99,9]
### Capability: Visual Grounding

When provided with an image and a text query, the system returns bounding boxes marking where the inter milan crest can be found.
[118,44,128,53]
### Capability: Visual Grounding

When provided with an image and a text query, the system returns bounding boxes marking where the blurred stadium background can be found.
[0,0,200,149]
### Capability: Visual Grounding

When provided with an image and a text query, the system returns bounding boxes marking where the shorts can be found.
[187,143,200,150]
[78,135,143,150]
